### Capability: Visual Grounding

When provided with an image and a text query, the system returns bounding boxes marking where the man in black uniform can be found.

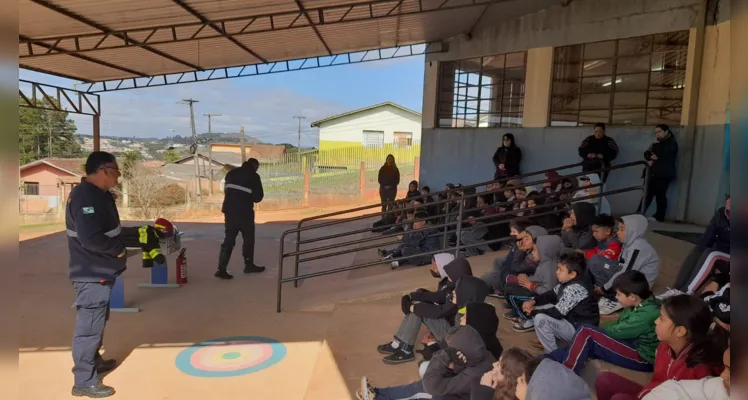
[66,152,125,398]
[578,122,619,182]
[215,157,265,279]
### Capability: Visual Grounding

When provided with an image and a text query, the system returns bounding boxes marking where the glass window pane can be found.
[551,95,581,111]
[458,58,483,73]
[582,59,614,76]
[482,54,505,71]
[651,50,688,71]
[553,80,579,94]
[505,52,526,68]
[503,80,525,96]
[650,71,686,89]
[614,92,648,109]
[612,109,646,125]
[646,108,682,125]
[614,73,649,91]
[578,109,609,125]
[554,45,583,65]
[653,31,689,52]
[479,85,499,100]
[504,67,526,82]
[647,90,683,108]
[580,93,611,109]
[582,76,613,93]
[584,41,616,59]
[550,113,579,126]
[618,36,653,56]
[501,113,524,127]
[617,55,650,74]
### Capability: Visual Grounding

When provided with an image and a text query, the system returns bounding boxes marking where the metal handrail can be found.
[276,161,650,312]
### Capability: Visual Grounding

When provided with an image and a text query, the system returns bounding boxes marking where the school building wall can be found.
[418,0,730,225]
[317,105,422,150]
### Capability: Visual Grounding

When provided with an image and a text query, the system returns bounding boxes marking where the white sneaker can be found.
[357,376,376,400]
[656,288,686,300]
[390,261,399,270]
[599,298,623,315]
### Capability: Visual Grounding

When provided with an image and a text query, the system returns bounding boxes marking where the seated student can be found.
[641,346,730,400]
[595,295,726,400]
[548,271,660,375]
[596,215,660,315]
[515,251,600,353]
[579,214,621,261]
[460,194,495,257]
[515,358,593,400]
[417,302,504,378]
[378,267,487,364]
[672,195,730,294]
[505,234,563,331]
[482,220,533,298]
[380,211,441,269]
[702,281,730,334]
[524,191,561,230]
[359,325,495,400]
[573,174,611,215]
[471,347,535,400]
[561,202,597,250]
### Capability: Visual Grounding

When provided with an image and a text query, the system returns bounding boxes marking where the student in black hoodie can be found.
[493,133,522,180]
[375,154,401,228]
[640,124,679,222]
[578,123,619,181]
[377,259,486,364]
[560,202,597,250]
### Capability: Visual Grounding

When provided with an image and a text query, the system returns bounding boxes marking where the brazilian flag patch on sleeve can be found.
[82,207,95,215]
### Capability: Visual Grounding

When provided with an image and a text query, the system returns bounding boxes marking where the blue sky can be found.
[20,55,425,148]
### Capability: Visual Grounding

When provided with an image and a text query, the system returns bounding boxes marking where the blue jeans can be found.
[375,380,460,400]
[546,324,654,375]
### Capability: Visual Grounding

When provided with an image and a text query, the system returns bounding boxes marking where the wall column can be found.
[522,47,554,127]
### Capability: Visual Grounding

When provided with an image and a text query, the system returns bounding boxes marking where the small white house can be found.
[311,101,421,150]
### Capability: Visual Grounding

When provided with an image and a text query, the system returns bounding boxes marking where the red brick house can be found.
[19,158,86,213]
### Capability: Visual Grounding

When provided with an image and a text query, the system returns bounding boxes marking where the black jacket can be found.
[412,258,474,320]
[378,165,400,189]
[66,180,127,282]
[578,135,619,172]
[698,207,730,253]
[644,134,678,180]
[560,202,597,250]
[492,145,522,179]
[533,277,600,327]
[222,163,264,216]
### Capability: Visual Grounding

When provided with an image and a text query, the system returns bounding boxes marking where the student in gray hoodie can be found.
[515,358,592,400]
[358,325,495,400]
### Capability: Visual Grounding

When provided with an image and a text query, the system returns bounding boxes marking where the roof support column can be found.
[93,114,100,152]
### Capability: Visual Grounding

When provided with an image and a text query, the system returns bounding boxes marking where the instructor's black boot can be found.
[215,248,234,280]
[71,383,115,398]
[243,258,266,274]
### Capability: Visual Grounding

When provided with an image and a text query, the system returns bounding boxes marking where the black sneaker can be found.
[382,349,415,364]
[244,265,266,274]
[214,270,234,280]
[95,359,117,375]
[376,342,398,355]
[71,383,115,398]
[377,249,388,258]
[487,290,505,299]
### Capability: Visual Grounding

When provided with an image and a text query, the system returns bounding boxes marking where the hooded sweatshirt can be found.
[561,202,597,250]
[423,325,496,400]
[603,215,659,290]
[526,359,593,400]
[528,235,563,294]
[578,133,619,173]
[432,253,456,285]
[573,174,611,214]
[641,376,729,400]
[514,226,548,276]
[533,275,600,327]
[698,207,730,253]
[602,296,661,363]
[492,133,522,179]
[463,303,503,359]
[412,258,474,319]
[638,342,721,398]
[406,180,421,199]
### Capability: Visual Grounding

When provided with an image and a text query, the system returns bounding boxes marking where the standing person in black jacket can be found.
[215,158,265,280]
[66,151,126,398]
[640,124,679,222]
[493,133,522,180]
[578,123,619,182]
[377,154,400,224]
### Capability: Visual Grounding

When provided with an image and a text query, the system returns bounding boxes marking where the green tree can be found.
[19,96,82,165]
[120,150,141,181]
[163,149,180,163]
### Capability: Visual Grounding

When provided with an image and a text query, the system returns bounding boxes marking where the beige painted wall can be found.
[522,47,553,128]
[696,21,731,126]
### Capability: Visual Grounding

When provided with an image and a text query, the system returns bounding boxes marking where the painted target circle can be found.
[175,336,286,377]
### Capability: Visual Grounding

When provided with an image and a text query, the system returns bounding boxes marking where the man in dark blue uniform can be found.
[66,152,125,398]
[215,158,265,279]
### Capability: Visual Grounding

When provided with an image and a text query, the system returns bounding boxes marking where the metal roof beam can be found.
[28,0,203,71]
[19,79,101,116]
[20,0,486,58]
[82,42,444,93]
[170,0,268,63]
[20,34,149,78]
[293,0,332,55]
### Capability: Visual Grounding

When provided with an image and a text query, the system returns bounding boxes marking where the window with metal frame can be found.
[24,182,40,195]
[393,132,413,148]
[550,31,689,127]
[437,52,527,128]
[362,130,384,148]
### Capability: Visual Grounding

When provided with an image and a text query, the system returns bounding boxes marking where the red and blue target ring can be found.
[175,336,286,378]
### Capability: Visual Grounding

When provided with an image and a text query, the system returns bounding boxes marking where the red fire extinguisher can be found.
[176,248,188,285]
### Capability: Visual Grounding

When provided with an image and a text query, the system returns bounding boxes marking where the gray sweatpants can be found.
[481,257,506,291]
[587,255,623,289]
[72,281,112,386]
[534,313,577,353]
[395,312,453,347]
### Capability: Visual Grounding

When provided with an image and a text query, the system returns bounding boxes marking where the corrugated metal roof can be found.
[19,0,559,84]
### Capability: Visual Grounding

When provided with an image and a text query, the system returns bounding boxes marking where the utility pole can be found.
[178,98,201,198]
[293,115,306,153]
[203,113,222,137]
[203,113,221,196]
[240,126,247,162]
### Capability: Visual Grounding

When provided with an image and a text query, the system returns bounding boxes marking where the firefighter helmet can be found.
[153,218,175,238]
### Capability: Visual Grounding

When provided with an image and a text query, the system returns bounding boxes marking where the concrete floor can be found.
[18,214,703,399]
